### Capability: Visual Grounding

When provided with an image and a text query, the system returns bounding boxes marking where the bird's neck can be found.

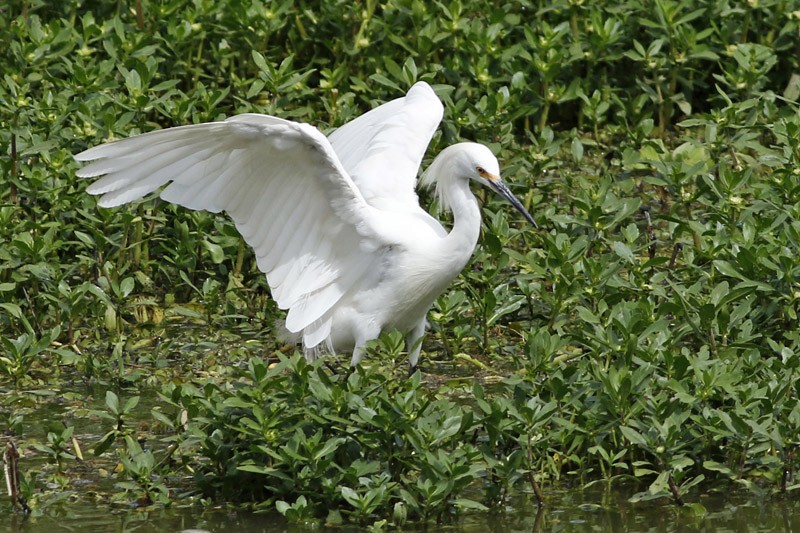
[442,179,481,259]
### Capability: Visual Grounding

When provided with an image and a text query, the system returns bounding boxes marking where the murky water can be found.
[4,484,799,532]
[3,505,286,533]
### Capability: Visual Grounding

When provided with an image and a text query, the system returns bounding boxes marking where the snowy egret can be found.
[75,82,535,368]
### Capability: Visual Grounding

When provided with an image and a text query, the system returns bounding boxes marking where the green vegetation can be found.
[2,0,800,527]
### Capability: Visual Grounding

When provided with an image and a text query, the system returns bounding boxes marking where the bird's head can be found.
[422,142,536,226]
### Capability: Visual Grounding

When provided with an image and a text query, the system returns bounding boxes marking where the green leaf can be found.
[576,306,600,324]
[432,415,462,444]
[252,50,269,73]
[238,464,280,475]
[93,431,116,456]
[123,69,141,93]
[105,391,120,415]
[0,303,23,319]
[123,395,140,413]
[571,137,584,163]
[313,437,345,461]
[648,470,670,495]
[619,425,648,446]
[275,500,290,515]
[708,281,729,306]
[713,260,744,280]
[453,498,489,510]
[670,455,693,470]
[119,277,135,298]
[202,240,225,264]
[611,241,636,264]
[369,73,402,92]
[340,486,359,505]
[686,502,707,516]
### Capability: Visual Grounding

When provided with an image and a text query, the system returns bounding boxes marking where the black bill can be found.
[490,179,537,228]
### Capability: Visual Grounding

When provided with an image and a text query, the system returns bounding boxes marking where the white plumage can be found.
[75,82,535,368]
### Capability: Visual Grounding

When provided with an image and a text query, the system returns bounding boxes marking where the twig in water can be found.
[667,472,684,506]
[526,433,545,508]
[4,441,31,514]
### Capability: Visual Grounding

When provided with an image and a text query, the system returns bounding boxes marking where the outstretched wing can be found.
[328,81,443,210]
[75,114,384,347]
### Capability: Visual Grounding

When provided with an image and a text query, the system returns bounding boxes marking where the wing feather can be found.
[268,195,318,292]
[82,133,223,184]
[164,152,237,211]
[237,177,284,241]
[94,144,228,207]
[282,231,336,305]
[76,114,386,343]
[246,178,307,264]
[302,317,333,349]
[327,81,443,210]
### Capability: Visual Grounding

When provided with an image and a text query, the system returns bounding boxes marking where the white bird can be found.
[75,81,535,369]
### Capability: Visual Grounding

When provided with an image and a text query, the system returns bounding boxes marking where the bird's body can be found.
[76,82,534,368]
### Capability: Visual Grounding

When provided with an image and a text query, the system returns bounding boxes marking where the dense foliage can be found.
[2,0,800,526]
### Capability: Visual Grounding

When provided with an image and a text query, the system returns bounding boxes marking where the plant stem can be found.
[667,472,684,505]
[4,441,31,513]
[668,243,682,270]
[133,205,143,268]
[656,80,666,139]
[539,82,551,132]
[10,131,18,205]
[135,0,144,30]
[234,239,246,276]
[526,433,545,507]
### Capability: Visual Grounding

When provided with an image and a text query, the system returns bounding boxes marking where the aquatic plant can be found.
[2,0,800,526]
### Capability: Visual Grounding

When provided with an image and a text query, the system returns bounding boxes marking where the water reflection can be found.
[4,484,799,533]
[3,504,288,533]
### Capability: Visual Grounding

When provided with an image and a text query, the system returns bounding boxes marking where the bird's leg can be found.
[304,342,344,374]
[349,321,382,367]
[324,359,342,375]
[350,344,367,367]
[405,319,427,372]
[303,345,318,363]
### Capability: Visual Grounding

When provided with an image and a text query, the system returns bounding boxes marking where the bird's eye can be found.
[476,166,486,174]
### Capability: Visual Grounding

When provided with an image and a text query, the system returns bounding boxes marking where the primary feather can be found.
[328,82,443,211]
[78,113,382,342]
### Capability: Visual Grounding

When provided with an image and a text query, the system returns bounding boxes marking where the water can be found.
[3,505,286,533]
[4,485,799,532]
[529,485,800,532]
